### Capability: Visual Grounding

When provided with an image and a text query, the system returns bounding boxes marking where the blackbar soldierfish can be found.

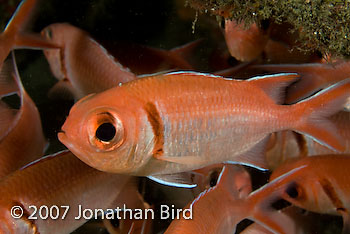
[41,23,199,100]
[0,0,59,65]
[0,54,46,178]
[224,20,268,62]
[269,155,350,234]
[59,71,349,175]
[0,150,135,234]
[41,23,137,99]
[166,165,298,234]
[165,165,252,234]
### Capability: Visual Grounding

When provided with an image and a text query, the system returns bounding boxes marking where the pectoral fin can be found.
[229,136,270,171]
[148,172,198,188]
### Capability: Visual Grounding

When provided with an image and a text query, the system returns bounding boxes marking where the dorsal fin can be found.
[247,73,299,104]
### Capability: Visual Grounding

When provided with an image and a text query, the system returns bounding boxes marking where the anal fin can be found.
[229,136,270,171]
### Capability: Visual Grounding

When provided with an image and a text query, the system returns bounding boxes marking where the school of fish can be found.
[1,0,350,233]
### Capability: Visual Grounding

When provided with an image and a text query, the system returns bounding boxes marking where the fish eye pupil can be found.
[46,28,53,39]
[286,184,299,198]
[95,123,116,142]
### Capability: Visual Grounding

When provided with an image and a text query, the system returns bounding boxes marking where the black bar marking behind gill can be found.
[319,178,346,211]
[294,132,308,157]
[144,102,164,157]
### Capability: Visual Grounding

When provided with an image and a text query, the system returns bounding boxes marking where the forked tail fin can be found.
[292,79,350,152]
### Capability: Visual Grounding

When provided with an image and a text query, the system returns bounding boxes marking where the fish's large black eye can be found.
[95,123,116,142]
[45,28,53,39]
[286,184,299,199]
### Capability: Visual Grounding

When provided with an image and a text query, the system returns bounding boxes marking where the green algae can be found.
[187,0,350,58]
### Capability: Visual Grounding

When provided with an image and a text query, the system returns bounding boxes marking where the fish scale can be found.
[133,74,282,159]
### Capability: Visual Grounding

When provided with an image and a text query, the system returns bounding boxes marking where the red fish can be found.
[104,40,201,75]
[41,23,200,99]
[0,150,137,233]
[41,23,137,99]
[0,54,46,178]
[268,155,350,234]
[224,20,268,62]
[165,165,252,234]
[58,71,348,176]
[166,165,298,234]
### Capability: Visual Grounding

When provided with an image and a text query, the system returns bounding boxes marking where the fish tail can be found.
[292,79,350,152]
[253,63,327,104]
[3,0,59,49]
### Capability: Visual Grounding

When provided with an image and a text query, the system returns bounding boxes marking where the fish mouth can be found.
[58,131,75,151]
[57,131,67,144]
